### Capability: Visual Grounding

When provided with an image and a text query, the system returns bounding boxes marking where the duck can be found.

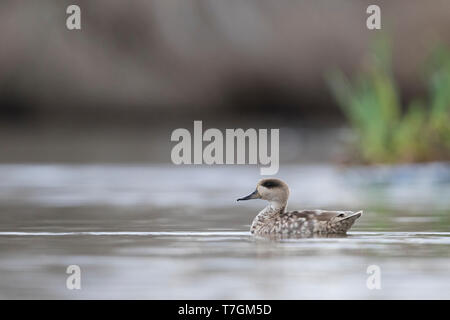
[237,178,362,237]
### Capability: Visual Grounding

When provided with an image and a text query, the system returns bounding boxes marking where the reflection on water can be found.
[0,164,449,299]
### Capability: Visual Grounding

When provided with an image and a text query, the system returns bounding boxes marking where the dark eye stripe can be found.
[262,180,280,188]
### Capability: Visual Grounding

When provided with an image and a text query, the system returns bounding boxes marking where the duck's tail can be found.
[341,210,363,221]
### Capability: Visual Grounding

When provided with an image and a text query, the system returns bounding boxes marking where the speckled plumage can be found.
[238,178,362,237]
[250,207,361,236]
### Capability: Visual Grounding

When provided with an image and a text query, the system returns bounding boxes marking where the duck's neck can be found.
[268,200,287,214]
[255,201,287,221]
[250,201,287,233]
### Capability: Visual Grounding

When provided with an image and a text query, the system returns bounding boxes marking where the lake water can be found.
[0,163,449,299]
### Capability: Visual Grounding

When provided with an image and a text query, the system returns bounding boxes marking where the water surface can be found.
[0,164,449,299]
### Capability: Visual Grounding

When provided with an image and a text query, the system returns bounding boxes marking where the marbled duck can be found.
[237,178,362,237]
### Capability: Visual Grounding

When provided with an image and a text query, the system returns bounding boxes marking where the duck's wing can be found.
[277,209,362,235]
[282,209,355,221]
[270,210,362,236]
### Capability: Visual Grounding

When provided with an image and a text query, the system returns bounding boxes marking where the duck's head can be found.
[237,178,290,209]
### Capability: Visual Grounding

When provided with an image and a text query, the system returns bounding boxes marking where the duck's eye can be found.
[337,214,345,218]
[262,180,280,188]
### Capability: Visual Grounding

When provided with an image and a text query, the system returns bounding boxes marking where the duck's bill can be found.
[237,189,260,201]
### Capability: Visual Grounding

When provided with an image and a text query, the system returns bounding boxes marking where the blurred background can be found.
[0,0,449,299]
[1,0,449,163]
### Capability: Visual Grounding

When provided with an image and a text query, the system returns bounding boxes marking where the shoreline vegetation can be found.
[328,38,450,165]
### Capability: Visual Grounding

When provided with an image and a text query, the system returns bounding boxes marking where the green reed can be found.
[328,38,450,163]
